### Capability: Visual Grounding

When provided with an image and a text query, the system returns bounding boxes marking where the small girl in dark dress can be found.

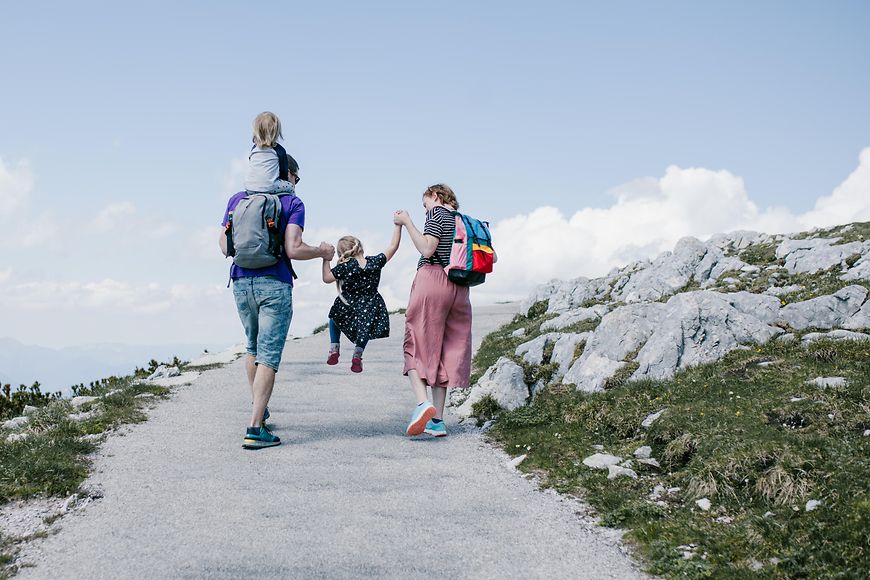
[321,227,402,372]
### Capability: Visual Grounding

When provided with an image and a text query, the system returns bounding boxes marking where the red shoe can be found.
[327,351,340,365]
[351,356,363,373]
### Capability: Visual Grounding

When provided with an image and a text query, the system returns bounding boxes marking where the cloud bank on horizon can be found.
[1,148,868,348]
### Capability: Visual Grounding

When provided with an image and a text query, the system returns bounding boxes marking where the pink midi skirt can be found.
[403,265,473,388]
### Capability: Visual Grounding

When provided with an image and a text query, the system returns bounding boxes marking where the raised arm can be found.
[322,259,336,283]
[383,224,402,262]
[285,224,333,261]
[394,211,438,258]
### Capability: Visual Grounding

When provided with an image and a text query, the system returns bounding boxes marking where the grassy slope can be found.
[473,224,870,578]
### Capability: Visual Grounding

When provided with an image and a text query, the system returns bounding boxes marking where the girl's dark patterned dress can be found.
[328,253,391,345]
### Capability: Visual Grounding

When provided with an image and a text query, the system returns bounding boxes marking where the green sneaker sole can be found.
[242,438,281,449]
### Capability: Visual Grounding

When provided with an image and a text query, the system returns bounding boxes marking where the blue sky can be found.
[1,0,869,352]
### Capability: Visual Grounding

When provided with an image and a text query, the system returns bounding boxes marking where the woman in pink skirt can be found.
[393,184,472,437]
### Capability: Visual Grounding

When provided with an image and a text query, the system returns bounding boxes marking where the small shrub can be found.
[470,395,503,426]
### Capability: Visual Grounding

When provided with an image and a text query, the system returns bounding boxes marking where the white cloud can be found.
[92,202,137,232]
[475,147,870,304]
[0,157,33,215]
[799,147,870,228]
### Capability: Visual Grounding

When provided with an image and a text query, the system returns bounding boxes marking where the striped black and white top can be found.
[417,206,456,270]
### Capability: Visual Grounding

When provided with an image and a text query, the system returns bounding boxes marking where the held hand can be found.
[393,210,409,226]
[319,242,335,260]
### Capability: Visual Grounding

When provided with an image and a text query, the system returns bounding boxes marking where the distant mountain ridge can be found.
[0,338,228,395]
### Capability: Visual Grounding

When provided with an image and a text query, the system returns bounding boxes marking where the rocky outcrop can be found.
[776,238,864,274]
[455,358,529,419]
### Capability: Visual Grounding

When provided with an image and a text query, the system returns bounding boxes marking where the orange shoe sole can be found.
[406,405,436,436]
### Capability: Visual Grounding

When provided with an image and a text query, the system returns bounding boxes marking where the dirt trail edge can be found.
[19,303,643,579]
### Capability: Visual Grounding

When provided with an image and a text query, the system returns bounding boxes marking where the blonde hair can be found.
[423,183,459,210]
[252,111,283,148]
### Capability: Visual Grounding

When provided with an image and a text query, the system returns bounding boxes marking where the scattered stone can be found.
[582,453,623,470]
[510,454,527,468]
[641,409,666,428]
[805,499,822,512]
[633,445,652,459]
[864,429,870,437]
[757,360,777,367]
[510,327,526,338]
[750,559,764,571]
[607,465,638,480]
[135,393,156,399]
[776,333,796,343]
[650,484,665,499]
[763,284,803,297]
[801,329,870,344]
[807,377,847,389]
[619,459,634,469]
[715,515,733,524]
[71,396,98,408]
[147,365,181,381]
[637,458,661,469]
[667,487,681,495]
[455,358,529,418]
[23,405,38,415]
[790,397,805,402]
[591,444,605,451]
[763,511,775,518]
[696,498,712,511]
[6,432,30,443]
[2,416,28,430]
[69,409,99,423]
[740,265,761,274]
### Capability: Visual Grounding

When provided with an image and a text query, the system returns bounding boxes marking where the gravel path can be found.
[19,303,643,579]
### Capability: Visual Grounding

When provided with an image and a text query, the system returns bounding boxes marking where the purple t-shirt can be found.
[222,192,306,286]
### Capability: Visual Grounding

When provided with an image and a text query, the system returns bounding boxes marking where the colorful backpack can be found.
[443,211,494,287]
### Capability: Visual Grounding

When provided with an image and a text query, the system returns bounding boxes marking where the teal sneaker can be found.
[243,425,281,449]
[424,419,447,437]
[406,401,436,436]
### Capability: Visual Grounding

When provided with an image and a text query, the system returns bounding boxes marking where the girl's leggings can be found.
[328,319,368,349]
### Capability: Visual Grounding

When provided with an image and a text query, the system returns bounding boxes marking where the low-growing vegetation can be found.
[477,335,870,578]
[0,358,190,577]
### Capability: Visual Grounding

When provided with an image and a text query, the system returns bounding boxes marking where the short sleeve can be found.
[284,197,305,231]
[368,253,387,270]
[423,209,444,239]
[331,261,351,280]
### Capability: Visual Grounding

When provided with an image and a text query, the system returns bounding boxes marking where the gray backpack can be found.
[225,193,292,269]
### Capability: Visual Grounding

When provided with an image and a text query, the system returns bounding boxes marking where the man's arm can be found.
[285,224,332,261]
[219,227,228,257]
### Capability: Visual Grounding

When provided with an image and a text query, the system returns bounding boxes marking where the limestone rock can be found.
[540,305,608,331]
[696,498,712,511]
[607,465,638,480]
[612,237,708,303]
[147,365,181,381]
[510,327,527,338]
[582,453,623,470]
[841,249,870,281]
[641,409,666,428]
[779,285,867,330]
[71,396,98,409]
[549,332,590,382]
[633,446,652,459]
[805,499,822,512]
[515,333,562,365]
[776,238,864,274]
[807,377,847,388]
[2,416,29,430]
[637,457,661,469]
[800,329,870,344]
[632,291,781,381]
[763,284,803,297]
[455,358,529,418]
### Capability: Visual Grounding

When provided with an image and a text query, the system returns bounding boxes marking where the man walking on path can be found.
[220,170,334,449]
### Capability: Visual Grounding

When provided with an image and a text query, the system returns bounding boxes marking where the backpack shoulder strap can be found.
[274,143,289,181]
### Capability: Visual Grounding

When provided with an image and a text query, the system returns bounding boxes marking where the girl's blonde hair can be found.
[337,235,364,264]
[423,183,459,210]
[252,111,283,148]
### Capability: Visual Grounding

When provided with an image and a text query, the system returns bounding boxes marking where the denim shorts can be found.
[232,276,293,371]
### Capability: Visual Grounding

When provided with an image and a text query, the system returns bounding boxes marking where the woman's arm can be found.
[394,211,438,258]
[383,224,402,262]
[322,259,336,283]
